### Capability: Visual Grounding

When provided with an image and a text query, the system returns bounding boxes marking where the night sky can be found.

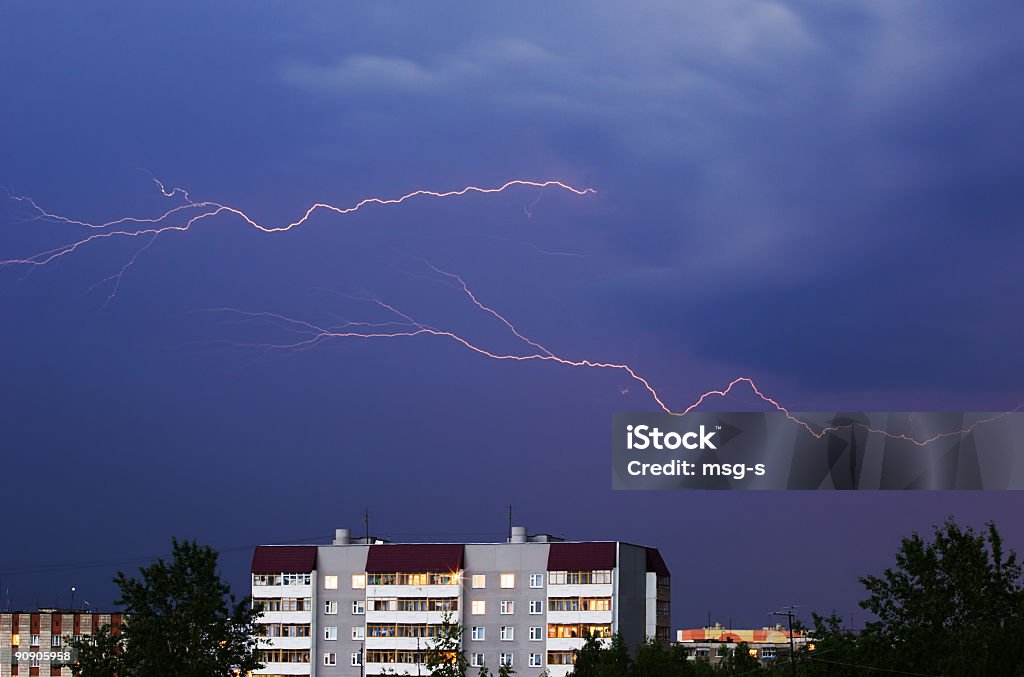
[2,2,1023,630]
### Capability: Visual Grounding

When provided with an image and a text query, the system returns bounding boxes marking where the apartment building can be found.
[0,610,124,677]
[676,623,810,665]
[250,526,670,677]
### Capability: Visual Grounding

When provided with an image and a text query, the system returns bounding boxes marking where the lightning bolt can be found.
[213,265,1019,447]
[1,178,596,269]
[3,177,1015,446]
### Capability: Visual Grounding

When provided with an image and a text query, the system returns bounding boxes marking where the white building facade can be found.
[250,527,670,677]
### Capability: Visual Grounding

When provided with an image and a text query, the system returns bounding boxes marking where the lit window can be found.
[529,600,543,615]
[500,600,514,615]
[324,575,338,590]
[500,652,514,667]
[323,652,337,666]
[471,626,485,641]
[471,653,486,667]
[324,626,337,640]
[352,600,365,615]
[325,600,338,615]
[352,574,366,589]
[529,653,543,667]
[500,573,515,589]
[351,652,363,666]
[352,627,364,641]
[529,574,544,589]
[11,634,19,646]
[529,626,543,641]
[501,626,514,641]
[472,574,486,589]
[472,600,486,615]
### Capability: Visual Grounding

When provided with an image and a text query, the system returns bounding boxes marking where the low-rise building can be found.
[0,610,123,677]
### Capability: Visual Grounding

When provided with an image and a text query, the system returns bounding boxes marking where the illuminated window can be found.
[529,574,544,588]
[10,634,18,646]
[472,575,486,589]
[500,600,514,615]
[500,573,515,589]
[324,626,337,640]
[472,600,486,615]
[324,575,338,590]
[352,574,366,589]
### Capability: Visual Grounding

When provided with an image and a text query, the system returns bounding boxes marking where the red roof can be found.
[645,547,670,577]
[365,544,464,573]
[251,546,318,574]
[547,542,617,571]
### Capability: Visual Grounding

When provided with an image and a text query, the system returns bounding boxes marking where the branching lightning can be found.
[213,263,1016,447]
[3,176,1014,446]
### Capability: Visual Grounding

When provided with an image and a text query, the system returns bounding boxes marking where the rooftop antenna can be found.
[364,508,369,543]
[508,504,513,542]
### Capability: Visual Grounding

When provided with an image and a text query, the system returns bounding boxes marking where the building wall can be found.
[0,612,120,677]
[252,533,670,677]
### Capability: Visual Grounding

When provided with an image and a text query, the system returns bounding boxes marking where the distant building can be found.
[250,526,671,676]
[0,609,124,677]
[676,623,809,665]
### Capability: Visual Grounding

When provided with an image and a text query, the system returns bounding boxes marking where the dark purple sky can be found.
[2,2,1023,629]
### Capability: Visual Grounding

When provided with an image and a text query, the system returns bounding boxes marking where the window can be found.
[500,573,515,589]
[352,600,365,615]
[471,653,486,667]
[529,600,543,615]
[325,600,338,615]
[762,648,777,659]
[324,575,338,590]
[282,573,311,585]
[10,634,18,646]
[529,573,544,588]
[352,626,364,641]
[351,652,363,667]
[51,635,62,647]
[324,626,337,641]
[472,574,486,589]
[472,600,486,615]
[31,634,40,646]
[500,626,514,641]
[529,626,543,641]
[500,653,514,667]
[500,600,514,615]
[352,573,366,589]
[694,648,710,658]
[323,653,337,666]
[471,626,486,641]
[530,653,544,667]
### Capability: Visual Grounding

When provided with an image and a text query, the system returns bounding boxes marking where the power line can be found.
[808,656,941,676]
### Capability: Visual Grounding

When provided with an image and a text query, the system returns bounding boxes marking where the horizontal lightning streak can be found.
[2,180,596,267]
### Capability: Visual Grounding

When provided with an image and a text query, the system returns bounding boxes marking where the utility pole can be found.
[771,607,799,677]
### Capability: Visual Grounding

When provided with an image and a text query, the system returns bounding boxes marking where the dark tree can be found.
[73,538,263,677]
[855,518,1024,676]
[424,610,470,677]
